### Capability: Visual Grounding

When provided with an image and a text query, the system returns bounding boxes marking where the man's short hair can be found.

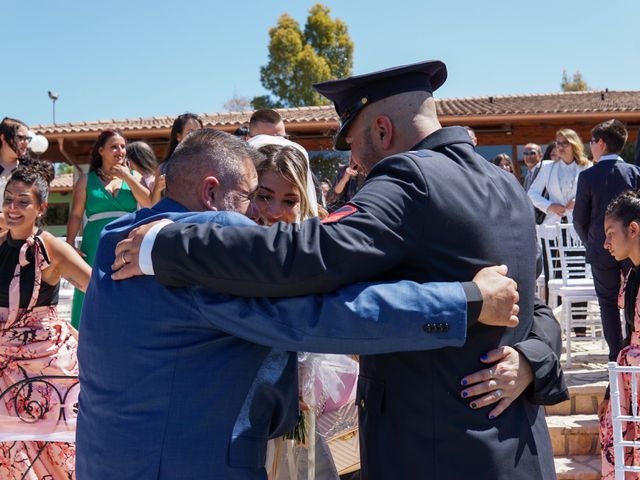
[165,129,263,195]
[592,119,628,154]
[249,109,282,129]
[525,143,542,154]
[233,125,250,138]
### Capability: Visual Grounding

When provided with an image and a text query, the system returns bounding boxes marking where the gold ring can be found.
[121,251,127,265]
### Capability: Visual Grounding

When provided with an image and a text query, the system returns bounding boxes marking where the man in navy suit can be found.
[574,119,640,360]
[77,129,522,479]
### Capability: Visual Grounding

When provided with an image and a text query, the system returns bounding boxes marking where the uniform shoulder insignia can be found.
[322,204,358,224]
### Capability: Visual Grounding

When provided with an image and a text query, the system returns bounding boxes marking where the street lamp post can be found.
[47,91,59,125]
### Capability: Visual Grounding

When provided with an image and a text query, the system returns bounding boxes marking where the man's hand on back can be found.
[111,220,166,280]
[473,265,519,328]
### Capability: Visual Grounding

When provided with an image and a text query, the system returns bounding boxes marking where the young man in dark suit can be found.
[574,119,640,360]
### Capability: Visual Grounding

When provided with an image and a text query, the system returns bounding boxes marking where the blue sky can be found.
[4,0,639,126]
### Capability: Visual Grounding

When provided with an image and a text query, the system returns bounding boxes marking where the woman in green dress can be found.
[67,130,152,328]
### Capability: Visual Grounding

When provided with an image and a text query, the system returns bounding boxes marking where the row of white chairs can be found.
[609,361,640,479]
[536,223,602,367]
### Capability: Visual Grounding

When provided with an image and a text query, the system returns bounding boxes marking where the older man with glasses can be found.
[522,143,543,191]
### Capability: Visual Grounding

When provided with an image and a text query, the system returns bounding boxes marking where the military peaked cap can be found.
[313,60,448,150]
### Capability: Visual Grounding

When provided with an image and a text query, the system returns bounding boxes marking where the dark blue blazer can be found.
[573,158,640,265]
[76,198,470,480]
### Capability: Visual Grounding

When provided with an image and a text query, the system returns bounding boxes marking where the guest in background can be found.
[573,120,640,362]
[67,130,151,328]
[529,128,591,226]
[0,163,90,478]
[543,143,560,161]
[530,129,592,335]
[162,113,203,162]
[325,157,365,212]
[249,109,286,138]
[126,141,164,204]
[320,178,331,206]
[0,117,30,200]
[522,143,544,192]
[233,125,250,139]
[493,153,515,174]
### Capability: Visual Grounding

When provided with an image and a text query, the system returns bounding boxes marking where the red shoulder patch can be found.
[322,204,358,224]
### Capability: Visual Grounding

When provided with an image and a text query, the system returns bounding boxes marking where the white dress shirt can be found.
[139,219,173,275]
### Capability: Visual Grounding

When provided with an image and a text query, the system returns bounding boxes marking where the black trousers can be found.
[591,260,630,361]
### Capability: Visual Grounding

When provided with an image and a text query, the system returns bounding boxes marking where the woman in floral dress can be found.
[0,163,91,478]
[600,190,640,479]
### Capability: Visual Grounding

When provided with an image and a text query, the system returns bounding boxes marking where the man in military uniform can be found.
[113,60,566,479]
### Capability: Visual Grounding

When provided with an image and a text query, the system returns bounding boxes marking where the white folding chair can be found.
[608,361,640,479]
[535,273,546,304]
[556,223,603,366]
[537,224,601,366]
[537,224,594,309]
[56,279,75,322]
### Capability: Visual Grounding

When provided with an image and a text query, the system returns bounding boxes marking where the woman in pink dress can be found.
[0,163,91,478]
[600,190,640,479]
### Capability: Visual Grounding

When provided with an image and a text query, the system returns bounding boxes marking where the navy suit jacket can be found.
[76,198,469,480]
[573,158,640,265]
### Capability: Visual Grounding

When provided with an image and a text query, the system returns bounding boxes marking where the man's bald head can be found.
[345,91,442,173]
[165,129,263,213]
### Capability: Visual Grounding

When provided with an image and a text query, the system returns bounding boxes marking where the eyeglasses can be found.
[523,150,539,156]
[589,138,598,144]
[555,140,570,148]
[16,135,32,143]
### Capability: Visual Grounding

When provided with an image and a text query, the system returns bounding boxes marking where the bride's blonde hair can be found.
[256,145,315,221]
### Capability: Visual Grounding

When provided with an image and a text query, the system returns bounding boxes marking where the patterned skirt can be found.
[0,305,79,479]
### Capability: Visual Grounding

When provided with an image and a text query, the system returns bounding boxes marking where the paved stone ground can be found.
[561,338,609,388]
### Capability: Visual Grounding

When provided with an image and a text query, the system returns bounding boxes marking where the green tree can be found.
[249,95,283,110]
[561,70,590,92]
[256,4,354,107]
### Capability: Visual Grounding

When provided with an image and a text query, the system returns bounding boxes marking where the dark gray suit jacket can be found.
[574,157,640,265]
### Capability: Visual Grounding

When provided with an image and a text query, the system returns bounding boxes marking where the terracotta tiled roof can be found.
[31,106,339,136]
[31,91,640,136]
[50,173,73,191]
[436,90,640,117]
